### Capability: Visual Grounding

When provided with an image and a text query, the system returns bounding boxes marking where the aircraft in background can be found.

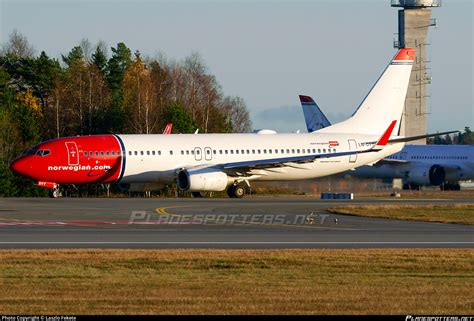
[11,48,435,198]
[163,123,173,135]
[300,95,330,133]
[298,95,473,190]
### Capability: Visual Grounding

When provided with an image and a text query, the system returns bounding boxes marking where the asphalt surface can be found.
[0,197,473,248]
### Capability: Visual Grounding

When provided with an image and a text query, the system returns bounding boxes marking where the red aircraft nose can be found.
[10,156,33,178]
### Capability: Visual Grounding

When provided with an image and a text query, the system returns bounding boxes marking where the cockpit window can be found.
[36,150,51,157]
[25,149,38,155]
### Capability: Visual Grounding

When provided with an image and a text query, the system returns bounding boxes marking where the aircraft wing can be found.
[216,151,368,176]
[221,150,368,173]
[371,157,464,172]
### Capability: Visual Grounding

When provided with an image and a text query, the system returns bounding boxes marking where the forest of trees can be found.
[0,30,251,196]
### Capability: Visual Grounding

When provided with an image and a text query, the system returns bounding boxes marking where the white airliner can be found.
[298,96,473,190]
[12,48,436,198]
[355,145,474,190]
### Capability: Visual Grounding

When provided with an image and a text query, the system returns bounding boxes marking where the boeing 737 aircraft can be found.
[298,96,473,190]
[11,48,435,198]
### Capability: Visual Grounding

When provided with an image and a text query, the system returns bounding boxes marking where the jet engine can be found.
[407,165,446,186]
[177,168,232,192]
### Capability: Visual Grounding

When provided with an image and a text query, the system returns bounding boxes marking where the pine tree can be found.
[106,43,132,132]
[462,127,474,144]
[92,46,107,73]
[163,101,197,134]
[31,51,61,109]
[62,46,84,67]
[106,42,132,90]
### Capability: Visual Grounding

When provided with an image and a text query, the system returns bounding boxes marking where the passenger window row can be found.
[411,155,468,160]
[125,148,337,156]
[82,148,339,158]
[127,150,162,156]
[83,151,122,157]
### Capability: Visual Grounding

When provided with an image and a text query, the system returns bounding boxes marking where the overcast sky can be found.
[1,0,472,133]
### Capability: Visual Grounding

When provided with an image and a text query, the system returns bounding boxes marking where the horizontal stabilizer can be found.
[388,130,459,143]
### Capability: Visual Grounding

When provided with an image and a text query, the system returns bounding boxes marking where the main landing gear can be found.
[402,183,421,191]
[191,191,210,198]
[440,183,461,191]
[227,182,251,198]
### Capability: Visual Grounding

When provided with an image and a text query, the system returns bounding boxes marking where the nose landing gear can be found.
[49,186,63,198]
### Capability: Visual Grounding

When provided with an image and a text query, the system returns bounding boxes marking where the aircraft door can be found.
[348,139,357,163]
[204,147,212,161]
[194,147,202,161]
[400,152,407,160]
[65,142,79,165]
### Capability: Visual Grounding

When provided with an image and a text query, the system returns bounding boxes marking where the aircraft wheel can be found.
[49,188,63,198]
[192,191,209,198]
[233,184,246,198]
[405,183,421,191]
[227,185,236,198]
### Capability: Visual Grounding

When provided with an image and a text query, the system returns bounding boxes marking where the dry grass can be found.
[0,249,472,314]
[357,190,474,199]
[328,204,474,225]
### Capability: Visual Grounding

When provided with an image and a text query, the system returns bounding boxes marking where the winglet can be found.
[375,120,397,147]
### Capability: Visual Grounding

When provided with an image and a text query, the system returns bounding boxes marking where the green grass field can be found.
[327,204,474,225]
[0,249,472,314]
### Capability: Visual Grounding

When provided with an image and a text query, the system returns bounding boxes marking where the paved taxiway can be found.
[0,197,473,248]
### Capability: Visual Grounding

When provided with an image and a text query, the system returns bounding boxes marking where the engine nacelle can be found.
[177,168,232,192]
[407,165,446,186]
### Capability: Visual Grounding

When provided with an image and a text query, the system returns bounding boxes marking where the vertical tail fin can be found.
[299,95,331,132]
[163,123,173,135]
[319,48,415,135]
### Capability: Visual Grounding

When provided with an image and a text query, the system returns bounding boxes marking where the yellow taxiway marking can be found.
[155,205,198,215]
